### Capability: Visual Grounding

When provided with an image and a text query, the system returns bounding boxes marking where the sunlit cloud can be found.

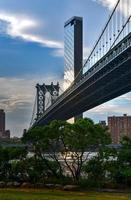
[95,0,117,10]
[0,12,63,49]
[95,0,131,17]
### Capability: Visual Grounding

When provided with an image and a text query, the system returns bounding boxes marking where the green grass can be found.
[0,189,131,200]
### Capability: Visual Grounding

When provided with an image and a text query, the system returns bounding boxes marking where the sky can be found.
[0,0,131,137]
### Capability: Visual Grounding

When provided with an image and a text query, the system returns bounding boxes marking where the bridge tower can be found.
[36,82,59,120]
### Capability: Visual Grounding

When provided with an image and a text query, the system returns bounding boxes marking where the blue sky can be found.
[0,0,131,136]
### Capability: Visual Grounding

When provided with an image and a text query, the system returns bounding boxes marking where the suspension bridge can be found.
[30,0,131,127]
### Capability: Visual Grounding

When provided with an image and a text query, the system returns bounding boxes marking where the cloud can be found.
[85,102,119,120]
[0,12,92,58]
[0,12,63,49]
[94,0,117,10]
[0,77,35,112]
[0,75,62,136]
[84,92,131,122]
[95,0,131,17]
[52,48,64,57]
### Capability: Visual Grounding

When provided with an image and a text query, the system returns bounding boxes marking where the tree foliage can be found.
[1,118,131,188]
[22,118,111,183]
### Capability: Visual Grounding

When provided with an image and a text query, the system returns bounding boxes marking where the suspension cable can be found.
[110,14,131,49]
[68,0,128,89]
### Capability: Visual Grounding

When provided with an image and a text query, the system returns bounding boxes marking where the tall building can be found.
[108,114,131,144]
[64,16,83,121]
[64,16,83,90]
[0,109,10,139]
[0,109,5,137]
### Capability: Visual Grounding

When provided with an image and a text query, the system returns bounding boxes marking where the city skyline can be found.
[0,0,131,136]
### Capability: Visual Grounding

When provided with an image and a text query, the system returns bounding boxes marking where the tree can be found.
[22,118,111,184]
[98,136,131,185]
[115,136,131,185]
[0,146,27,182]
[61,118,111,183]
[22,124,63,180]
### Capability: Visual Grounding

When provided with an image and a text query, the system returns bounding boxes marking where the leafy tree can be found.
[62,118,111,183]
[0,146,27,181]
[22,118,111,184]
[22,124,63,180]
[82,156,105,187]
[99,136,131,185]
[114,136,131,185]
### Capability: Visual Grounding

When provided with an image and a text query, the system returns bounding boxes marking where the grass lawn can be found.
[0,189,131,200]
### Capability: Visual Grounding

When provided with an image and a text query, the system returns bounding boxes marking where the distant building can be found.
[99,120,106,127]
[108,114,131,144]
[0,109,5,136]
[4,130,10,139]
[0,109,10,139]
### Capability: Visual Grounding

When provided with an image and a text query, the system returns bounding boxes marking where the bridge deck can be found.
[34,33,131,126]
